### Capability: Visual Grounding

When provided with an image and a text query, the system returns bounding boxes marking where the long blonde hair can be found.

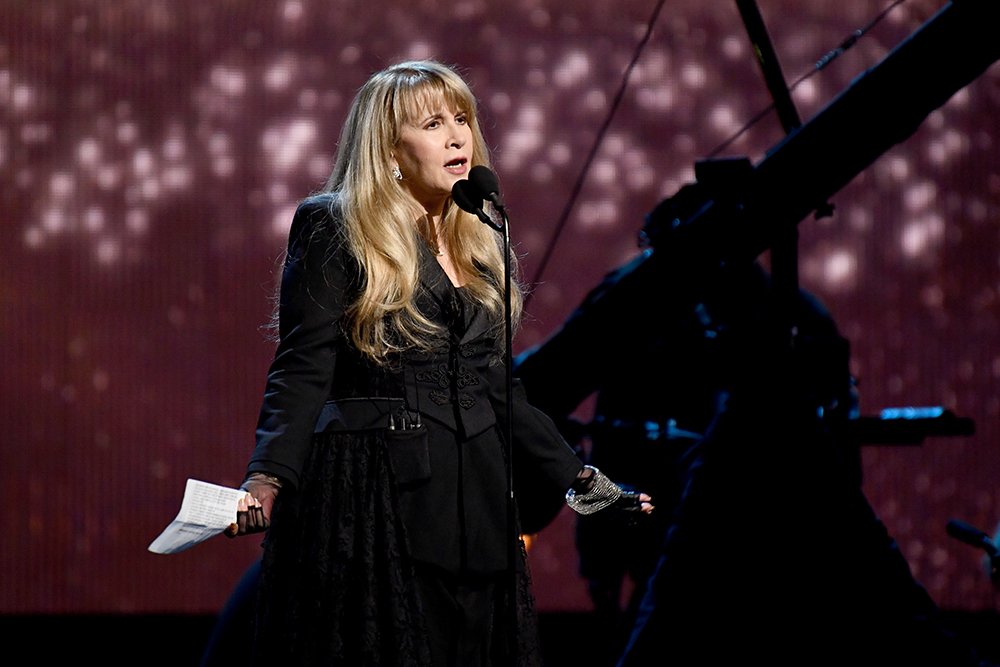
[320,60,522,364]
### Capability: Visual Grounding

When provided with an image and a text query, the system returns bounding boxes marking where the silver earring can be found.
[392,166,402,181]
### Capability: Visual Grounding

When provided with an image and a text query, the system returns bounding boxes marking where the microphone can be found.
[451,178,483,214]
[452,178,502,231]
[945,519,999,558]
[468,165,505,210]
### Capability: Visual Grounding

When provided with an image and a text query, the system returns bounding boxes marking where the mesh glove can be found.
[565,465,651,516]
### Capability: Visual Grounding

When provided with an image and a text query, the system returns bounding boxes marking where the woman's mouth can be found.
[444,157,468,174]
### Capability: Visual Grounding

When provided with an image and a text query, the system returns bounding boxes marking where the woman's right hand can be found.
[225,473,282,537]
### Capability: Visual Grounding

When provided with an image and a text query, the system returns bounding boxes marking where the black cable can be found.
[706,0,909,158]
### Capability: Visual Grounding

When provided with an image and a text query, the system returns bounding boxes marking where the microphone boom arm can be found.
[649,0,1000,265]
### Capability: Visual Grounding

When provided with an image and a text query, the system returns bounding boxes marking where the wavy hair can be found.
[318,60,523,364]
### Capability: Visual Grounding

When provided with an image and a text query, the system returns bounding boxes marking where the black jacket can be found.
[246,196,581,573]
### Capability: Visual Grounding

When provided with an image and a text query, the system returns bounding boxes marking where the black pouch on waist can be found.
[385,426,431,486]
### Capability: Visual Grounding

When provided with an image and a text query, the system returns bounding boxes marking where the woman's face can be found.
[394,98,472,216]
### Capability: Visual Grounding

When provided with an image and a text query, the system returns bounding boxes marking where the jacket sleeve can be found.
[246,198,351,489]
[487,363,583,492]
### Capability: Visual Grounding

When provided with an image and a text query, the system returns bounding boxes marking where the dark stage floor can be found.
[4,609,1000,666]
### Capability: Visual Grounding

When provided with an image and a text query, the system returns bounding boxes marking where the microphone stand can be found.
[452,176,518,660]
[494,203,518,664]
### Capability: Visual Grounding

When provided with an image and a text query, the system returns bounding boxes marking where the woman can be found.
[228,59,651,667]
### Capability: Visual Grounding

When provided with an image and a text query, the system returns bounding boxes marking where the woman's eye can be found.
[456,115,467,125]
[425,120,440,129]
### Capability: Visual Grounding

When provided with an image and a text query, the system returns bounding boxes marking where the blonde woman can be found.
[228,60,651,667]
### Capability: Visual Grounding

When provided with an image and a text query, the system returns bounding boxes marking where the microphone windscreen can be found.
[451,178,483,214]
[469,166,502,206]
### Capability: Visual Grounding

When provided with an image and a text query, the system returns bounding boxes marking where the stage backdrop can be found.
[3,0,999,614]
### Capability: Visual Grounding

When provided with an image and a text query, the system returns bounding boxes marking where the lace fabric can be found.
[252,429,542,666]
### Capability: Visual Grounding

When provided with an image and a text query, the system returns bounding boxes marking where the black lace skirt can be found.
[251,429,542,667]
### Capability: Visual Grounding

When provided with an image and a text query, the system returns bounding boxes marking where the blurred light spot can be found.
[583,89,606,112]
[141,177,161,200]
[264,61,293,91]
[211,65,247,96]
[163,136,186,161]
[530,8,550,28]
[92,370,109,392]
[823,249,855,289]
[930,546,949,567]
[283,0,304,21]
[946,86,970,110]
[967,198,988,222]
[591,159,616,185]
[162,165,191,190]
[272,204,297,237]
[133,149,155,176]
[269,182,289,203]
[886,156,910,181]
[12,83,35,111]
[404,42,434,61]
[708,104,737,133]
[490,92,511,114]
[549,143,571,165]
[794,77,818,106]
[21,122,52,143]
[340,45,361,64]
[298,88,318,109]
[577,200,619,231]
[95,238,121,264]
[634,51,669,85]
[553,50,590,88]
[126,209,149,234]
[208,132,230,155]
[680,62,706,88]
[83,207,105,232]
[928,129,969,165]
[308,154,331,181]
[213,157,236,178]
[847,205,872,231]
[96,165,121,190]
[23,226,43,248]
[602,134,625,157]
[904,181,936,211]
[77,137,100,165]
[721,35,744,59]
[626,164,655,191]
[530,163,552,182]
[635,85,674,112]
[42,207,67,233]
[50,172,75,198]
[117,122,138,144]
[262,118,318,173]
[901,223,929,257]
[921,284,944,308]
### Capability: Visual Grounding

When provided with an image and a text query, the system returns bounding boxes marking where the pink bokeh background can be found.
[3,0,999,615]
